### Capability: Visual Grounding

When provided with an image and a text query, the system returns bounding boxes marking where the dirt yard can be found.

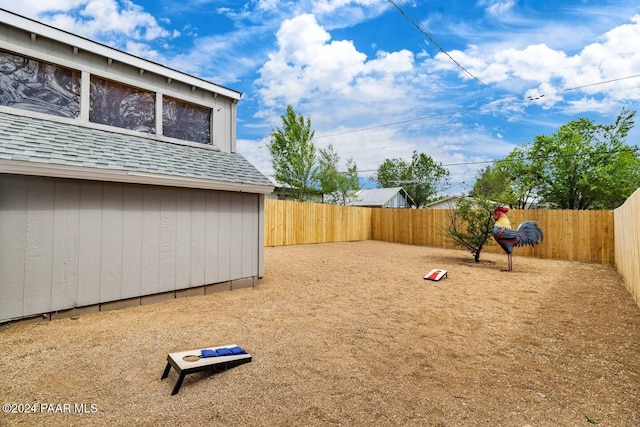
[1,241,639,426]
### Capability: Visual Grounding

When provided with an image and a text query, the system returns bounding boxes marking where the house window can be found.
[89,76,155,133]
[162,96,211,144]
[0,50,80,118]
[1,49,215,144]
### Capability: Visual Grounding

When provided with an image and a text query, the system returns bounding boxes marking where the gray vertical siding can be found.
[0,174,263,323]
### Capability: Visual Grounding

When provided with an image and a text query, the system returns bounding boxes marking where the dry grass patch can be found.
[1,241,639,426]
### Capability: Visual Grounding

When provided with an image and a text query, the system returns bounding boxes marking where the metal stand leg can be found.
[161,362,171,380]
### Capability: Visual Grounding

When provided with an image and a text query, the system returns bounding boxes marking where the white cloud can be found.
[165,28,269,84]
[430,13,640,114]
[0,0,83,17]
[478,0,518,23]
[256,0,280,12]
[0,0,172,56]
[237,137,275,177]
[124,40,161,60]
[313,0,380,14]
[54,0,170,40]
[256,13,367,106]
[312,0,388,26]
[256,13,420,116]
[6,0,637,194]
[249,11,518,189]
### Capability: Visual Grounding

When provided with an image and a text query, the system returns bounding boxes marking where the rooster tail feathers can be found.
[516,221,544,247]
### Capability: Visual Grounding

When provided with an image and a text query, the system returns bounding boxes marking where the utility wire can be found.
[563,74,640,92]
[315,111,459,139]
[355,146,640,174]
[316,71,640,142]
[387,0,493,90]
[528,74,640,100]
[388,1,639,105]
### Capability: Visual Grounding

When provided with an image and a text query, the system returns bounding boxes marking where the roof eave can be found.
[0,159,274,194]
[0,9,241,101]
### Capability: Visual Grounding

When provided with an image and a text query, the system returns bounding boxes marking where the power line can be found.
[355,146,640,174]
[387,0,493,91]
[563,74,640,92]
[314,111,459,139]
[388,0,640,103]
[356,159,493,173]
[527,74,640,100]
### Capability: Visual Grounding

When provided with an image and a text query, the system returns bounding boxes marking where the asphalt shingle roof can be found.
[0,111,272,189]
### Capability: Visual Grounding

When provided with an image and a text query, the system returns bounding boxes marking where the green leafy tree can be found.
[473,108,640,210]
[471,164,514,206]
[445,197,496,262]
[531,108,640,209]
[472,146,544,209]
[374,151,450,207]
[316,144,360,205]
[267,105,317,201]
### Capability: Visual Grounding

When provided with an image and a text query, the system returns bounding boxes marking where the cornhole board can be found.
[161,344,252,395]
[424,269,448,281]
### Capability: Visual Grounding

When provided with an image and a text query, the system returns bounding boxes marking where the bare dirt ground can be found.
[1,241,640,427]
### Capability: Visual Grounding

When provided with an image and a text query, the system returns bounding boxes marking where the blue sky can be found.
[2,0,640,194]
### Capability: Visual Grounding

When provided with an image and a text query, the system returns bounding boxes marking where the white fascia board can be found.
[0,160,274,194]
[0,10,241,101]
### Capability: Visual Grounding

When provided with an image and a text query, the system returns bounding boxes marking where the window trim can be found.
[0,45,221,149]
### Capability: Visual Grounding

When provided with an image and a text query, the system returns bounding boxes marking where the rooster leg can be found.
[508,253,513,272]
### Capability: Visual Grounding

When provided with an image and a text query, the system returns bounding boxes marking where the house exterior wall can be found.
[0,16,239,153]
[384,192,410,208]
[0,11,272,324]
[0,174,264,323]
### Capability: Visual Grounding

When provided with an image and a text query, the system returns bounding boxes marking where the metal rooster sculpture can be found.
[492,206,544,271]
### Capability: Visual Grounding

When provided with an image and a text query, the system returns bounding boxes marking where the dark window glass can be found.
[163,96,211,144]
[0,50,80,118]
[90,76,155,133]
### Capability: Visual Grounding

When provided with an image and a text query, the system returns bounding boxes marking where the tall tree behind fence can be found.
[615,188,640,307]
[265,199,614,264]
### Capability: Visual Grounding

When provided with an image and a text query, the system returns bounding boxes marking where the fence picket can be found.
[265,199,616,263]
[265,195,639,307]
[615,189,640,307]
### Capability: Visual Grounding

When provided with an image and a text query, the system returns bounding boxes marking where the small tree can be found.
[267,105,317,201]
[316,144,360,205]
[374,151,450,207]
[445,197,496,262]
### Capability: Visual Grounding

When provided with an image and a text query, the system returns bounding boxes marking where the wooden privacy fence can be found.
[264,199,371,246]
[370,208,615,264]
[264,198,640,307]
[265,199,615,264]
[614,188,640,306]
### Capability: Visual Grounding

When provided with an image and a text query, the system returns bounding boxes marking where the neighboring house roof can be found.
[424,195,465,209]
[348,187,415,208]
[265,176,324,201]
[267,176,293,188]
[0,111,274,194]
[425,195,493,209]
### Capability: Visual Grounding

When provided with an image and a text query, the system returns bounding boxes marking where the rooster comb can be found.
[495,206,510,213]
